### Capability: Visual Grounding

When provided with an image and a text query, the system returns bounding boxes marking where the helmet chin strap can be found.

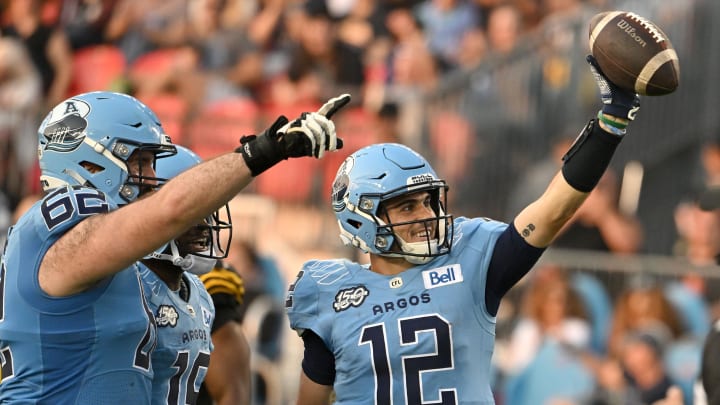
[181,255,217,275]
[149,241,217,275]
[375,217,440,265]
[395,237,439,265]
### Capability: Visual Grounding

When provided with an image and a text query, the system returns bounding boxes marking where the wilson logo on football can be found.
[333,286,369,312]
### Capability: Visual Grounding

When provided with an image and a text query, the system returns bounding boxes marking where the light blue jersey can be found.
[141,266,214,405]
[0,186,158,404]
[287,217,507,405]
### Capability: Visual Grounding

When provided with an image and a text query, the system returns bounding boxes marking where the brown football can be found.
[589,11,680,96]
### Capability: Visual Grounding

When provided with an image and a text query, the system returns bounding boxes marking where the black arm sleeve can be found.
[485,224,545,316]
[301,329,336,386]
[210,293,242,333]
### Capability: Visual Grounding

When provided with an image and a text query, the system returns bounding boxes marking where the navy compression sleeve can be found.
[485,224,545,316]
[301,329,336,385]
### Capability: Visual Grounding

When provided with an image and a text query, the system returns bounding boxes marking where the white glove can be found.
[237,94,351,175]
[279,94,352,158]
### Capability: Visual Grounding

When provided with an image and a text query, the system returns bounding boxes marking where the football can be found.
[589,11,680,96]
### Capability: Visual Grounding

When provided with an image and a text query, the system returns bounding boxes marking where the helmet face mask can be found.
[375,186,452,264]
[145,145,233,274]
[331,143,453,264]
[123,145,176,198]
[170,207,232,260]
[38,92,176,205]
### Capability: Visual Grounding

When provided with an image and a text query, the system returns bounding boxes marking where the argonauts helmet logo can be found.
[40,99,91,153]
[331,156,354,212]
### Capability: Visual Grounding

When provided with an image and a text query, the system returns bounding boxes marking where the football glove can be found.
[587,55,640,121]
[237,94,351,176]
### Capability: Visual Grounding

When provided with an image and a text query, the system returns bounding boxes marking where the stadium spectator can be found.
[506,131,643,253]
[414,0,480,71]
[0,37,42,207]
[499,264,591,374]
[607,277,684,360]
[285,0,365,101]
[485,3,523,56]
[104,0,188,63]
[455,27,488,71]
[225,238,286,361]
[553,169,644,254]
[1,0,73,108]
[589,325,677,405]
[59,0,120,50]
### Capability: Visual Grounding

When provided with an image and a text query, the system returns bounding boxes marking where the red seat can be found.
[129,48,183,78]
[321,107,377,195]
[187,97,260,160]
[428,110,474,182]
[254,158,321,204]
[139,94,189,145]
[259,101,321,129]
[68,45,126,95]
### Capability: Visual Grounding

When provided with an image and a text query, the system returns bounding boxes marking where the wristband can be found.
[597,111,627,129]
[561,119,622,192]
[597,111,627,137]
[235,116,289,176]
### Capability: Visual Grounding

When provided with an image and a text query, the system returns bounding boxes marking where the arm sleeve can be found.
[485,224,545,316]
[300,329,336,386]
[210,293,242,333]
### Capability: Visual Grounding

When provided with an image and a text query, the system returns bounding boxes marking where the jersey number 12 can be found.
[359,314,456,405]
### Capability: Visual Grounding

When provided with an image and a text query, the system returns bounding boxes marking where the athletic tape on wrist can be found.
[597,110,627,129]
[561,119,622,192]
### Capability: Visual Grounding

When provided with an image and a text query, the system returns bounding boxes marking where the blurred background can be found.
[1,0,719,403]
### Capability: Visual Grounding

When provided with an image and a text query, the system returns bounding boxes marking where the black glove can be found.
[587,55,640,121]
[237,94,351,176]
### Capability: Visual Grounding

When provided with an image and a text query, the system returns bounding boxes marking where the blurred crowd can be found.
[0,0,718,403]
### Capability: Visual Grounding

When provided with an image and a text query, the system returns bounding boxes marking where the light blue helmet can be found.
[38,91,176,205]
[146,145,233,275]
[331,143,453,264]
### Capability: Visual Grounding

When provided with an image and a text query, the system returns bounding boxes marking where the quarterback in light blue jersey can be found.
[286,57,643,404]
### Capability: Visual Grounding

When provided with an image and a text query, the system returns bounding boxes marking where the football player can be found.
[286,58,639,403]
[142,145,250,405]
[0,90,348,403]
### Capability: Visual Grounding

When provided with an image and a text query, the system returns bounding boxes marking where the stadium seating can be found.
[139,93,189,146]
[320,107,377,196]
[68,44,126,96]
[187,97,260,160]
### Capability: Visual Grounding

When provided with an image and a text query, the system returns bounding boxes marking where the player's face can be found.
[126,150,158,193]
[175,222,212,256]
[382,191,437,244]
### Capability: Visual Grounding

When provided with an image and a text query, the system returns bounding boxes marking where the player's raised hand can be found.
[587,55,640,122]
[317,93,352,118]
[236,94,352,176]
[278,93,352,158]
